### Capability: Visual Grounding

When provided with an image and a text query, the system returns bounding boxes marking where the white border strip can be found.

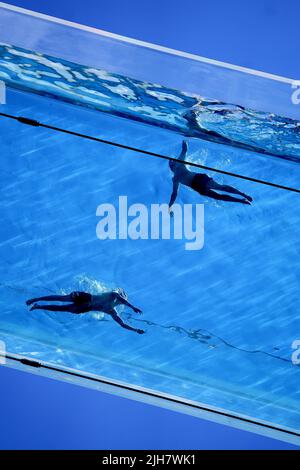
[0,2,296,85]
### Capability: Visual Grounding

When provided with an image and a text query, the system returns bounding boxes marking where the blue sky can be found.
[0,0,299,450]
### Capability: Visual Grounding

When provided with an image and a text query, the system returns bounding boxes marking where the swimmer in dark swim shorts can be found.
[26,290,144,334]
[168,141,252,212]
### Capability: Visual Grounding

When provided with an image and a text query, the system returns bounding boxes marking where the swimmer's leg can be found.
[109,309,144,334]
[209,181,252,202]
[202,189,251,204]
[26,294,73,306]
[29,303,83,314]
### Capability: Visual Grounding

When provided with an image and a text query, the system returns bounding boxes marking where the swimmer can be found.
[26,289,145,334]
[169,141,253,211]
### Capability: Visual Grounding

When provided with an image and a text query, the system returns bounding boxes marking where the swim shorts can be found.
[191,173,212,193]
[70,291,92,305]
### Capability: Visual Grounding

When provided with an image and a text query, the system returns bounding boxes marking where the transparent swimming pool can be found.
[0,3,299,445]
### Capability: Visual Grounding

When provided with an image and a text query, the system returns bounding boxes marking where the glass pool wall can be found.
[1,85,299,437]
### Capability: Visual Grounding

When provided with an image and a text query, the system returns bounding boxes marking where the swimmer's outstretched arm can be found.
[179,140,188,161]
[168,140,188,211]
[110,309,144,334]
[169,140,188,173]
[169,177,179,210]
[115,294,142,314]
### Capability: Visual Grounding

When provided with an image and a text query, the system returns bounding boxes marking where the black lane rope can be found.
[0,111,300,194]
[1,352,300,438]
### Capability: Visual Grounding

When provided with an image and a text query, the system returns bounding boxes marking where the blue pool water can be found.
[0,44,300,434]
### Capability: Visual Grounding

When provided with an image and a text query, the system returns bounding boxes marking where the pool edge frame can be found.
[1,351,300,447]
